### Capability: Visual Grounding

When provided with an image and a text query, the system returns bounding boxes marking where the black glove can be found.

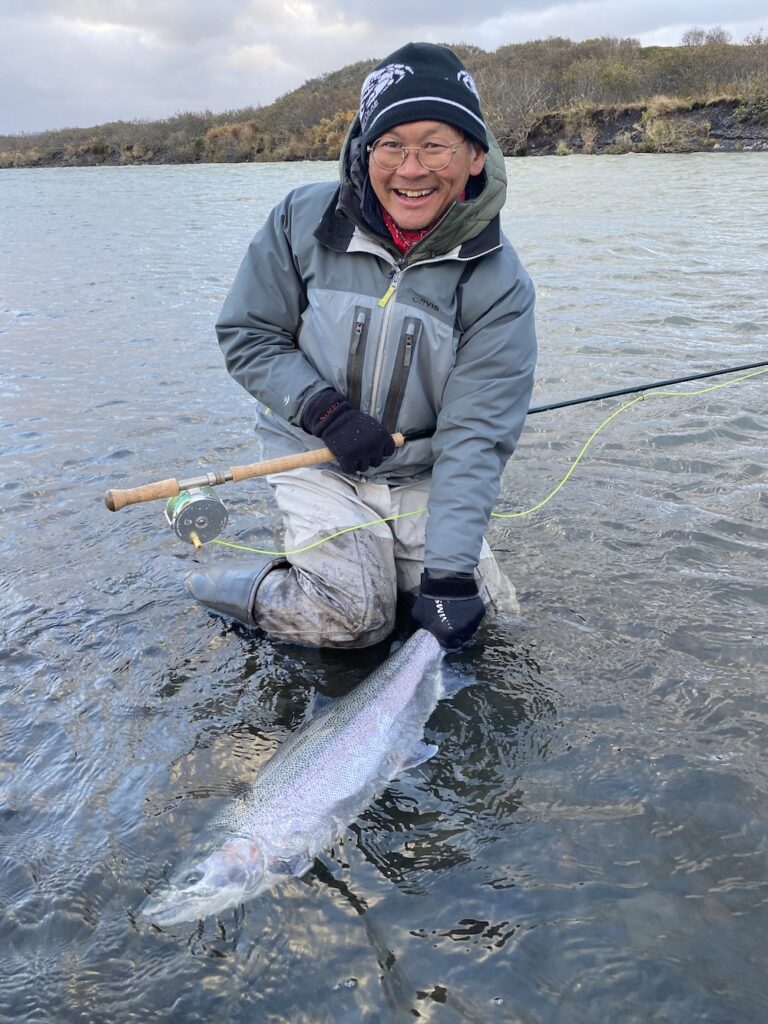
[411,569,486,652]
[302,388,395,475]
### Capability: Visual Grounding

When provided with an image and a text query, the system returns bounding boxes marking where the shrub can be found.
[639,115,711,152]
[605,131,634,153]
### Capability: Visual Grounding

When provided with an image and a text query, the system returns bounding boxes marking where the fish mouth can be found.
[139,885,221,927]
[140,835,268,926]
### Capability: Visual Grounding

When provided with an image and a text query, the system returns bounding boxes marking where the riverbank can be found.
[2,94,766,168]
[4,34,768,167]
[521,97,768,155]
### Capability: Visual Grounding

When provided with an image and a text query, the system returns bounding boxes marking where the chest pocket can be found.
[382,317,422,432]
[345,306,372,410]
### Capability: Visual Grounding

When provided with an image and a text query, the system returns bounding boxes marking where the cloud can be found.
[0,2,372,132]
[330,0,542,19]
[472,0,765,48]
[1,0,765,134]
[5,0,255,45]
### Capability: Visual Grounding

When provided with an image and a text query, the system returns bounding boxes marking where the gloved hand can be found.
[411,569,486,651]
[302,388,395,475]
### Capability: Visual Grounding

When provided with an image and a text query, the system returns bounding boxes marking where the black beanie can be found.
[359,42,488,153]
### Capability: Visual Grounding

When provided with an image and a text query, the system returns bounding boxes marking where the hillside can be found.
[2,34,766,167]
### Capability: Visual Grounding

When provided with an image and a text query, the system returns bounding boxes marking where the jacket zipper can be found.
[346,308,370,410]
[369,268,402,412]
[382,319,419,432]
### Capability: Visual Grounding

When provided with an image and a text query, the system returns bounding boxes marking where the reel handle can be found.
[104,433,405,511]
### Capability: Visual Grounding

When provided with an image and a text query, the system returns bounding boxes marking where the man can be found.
[188,42,537,651]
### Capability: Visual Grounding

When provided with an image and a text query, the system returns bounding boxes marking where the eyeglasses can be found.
[368,139,466,171]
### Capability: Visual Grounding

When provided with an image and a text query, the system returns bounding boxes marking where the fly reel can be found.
[164,487,228,547]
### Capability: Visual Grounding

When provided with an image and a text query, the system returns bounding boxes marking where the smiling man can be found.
[188,42,537,651]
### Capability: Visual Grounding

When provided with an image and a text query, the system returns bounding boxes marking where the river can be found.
[1,153,767,1023]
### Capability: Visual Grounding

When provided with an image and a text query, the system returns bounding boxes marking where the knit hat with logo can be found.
[359,42,488,153]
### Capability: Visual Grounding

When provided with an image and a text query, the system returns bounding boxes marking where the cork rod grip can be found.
[104,433,405,512]
[229,433,405,482]
[104,478,181,512]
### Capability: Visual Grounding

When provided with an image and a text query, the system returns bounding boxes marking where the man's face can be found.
[367,120,485,231]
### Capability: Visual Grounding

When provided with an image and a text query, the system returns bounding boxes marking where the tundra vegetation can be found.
[2,29,766,168]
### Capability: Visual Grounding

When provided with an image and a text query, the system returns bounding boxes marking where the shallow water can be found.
[1,153,767,1023]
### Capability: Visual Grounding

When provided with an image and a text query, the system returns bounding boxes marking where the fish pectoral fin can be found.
[313,851,343,879]
[274,855,314,878]
[304,690,336,719]
[402,741,439,770]
[439,662,475,698]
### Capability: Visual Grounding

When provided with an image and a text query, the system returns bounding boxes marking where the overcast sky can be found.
[1,1,765,135]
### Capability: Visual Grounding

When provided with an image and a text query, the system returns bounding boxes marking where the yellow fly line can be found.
[211,367,767,558]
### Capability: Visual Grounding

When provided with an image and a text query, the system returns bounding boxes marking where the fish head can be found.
[141,835,269,926]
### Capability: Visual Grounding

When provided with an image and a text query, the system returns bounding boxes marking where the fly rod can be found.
[105,358,766,513]
[526,359,768,415]
[103,358,765,546]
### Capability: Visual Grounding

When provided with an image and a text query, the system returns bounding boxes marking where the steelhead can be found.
[142,629,445,925]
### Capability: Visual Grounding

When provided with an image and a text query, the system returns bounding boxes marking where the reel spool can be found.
[165,487,228,547]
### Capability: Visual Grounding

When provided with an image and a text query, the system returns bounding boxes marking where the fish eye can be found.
[182,871,203,887]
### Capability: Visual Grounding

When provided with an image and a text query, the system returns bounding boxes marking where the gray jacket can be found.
[216,125,537,574]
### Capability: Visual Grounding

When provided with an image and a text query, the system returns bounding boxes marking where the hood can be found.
[337,114,507,264]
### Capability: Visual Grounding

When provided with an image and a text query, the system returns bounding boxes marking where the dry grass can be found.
[605,131,634,154]
[580,124,599,154]
[639,114,712,152]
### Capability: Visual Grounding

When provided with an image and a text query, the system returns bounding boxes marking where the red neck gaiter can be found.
[380,191,466,255]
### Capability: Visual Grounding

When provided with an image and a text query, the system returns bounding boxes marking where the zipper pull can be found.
[378,270,401,307]
[350,311,365,353]
[404,322,415,366]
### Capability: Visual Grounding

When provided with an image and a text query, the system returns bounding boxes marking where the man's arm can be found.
[216,191,330,425]
[425,251,537,574]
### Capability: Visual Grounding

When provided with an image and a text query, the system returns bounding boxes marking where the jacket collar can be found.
[315,187,501,264]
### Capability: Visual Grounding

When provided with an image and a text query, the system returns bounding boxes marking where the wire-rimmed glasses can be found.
[368,140,466,171]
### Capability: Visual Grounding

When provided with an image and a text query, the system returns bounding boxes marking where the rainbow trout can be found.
[142,629,445,925]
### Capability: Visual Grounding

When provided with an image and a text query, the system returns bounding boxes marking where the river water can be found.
[1,154,766,1023]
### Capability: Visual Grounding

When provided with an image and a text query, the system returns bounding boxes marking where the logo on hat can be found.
[457,70,480,99]
[360,63,413,130]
